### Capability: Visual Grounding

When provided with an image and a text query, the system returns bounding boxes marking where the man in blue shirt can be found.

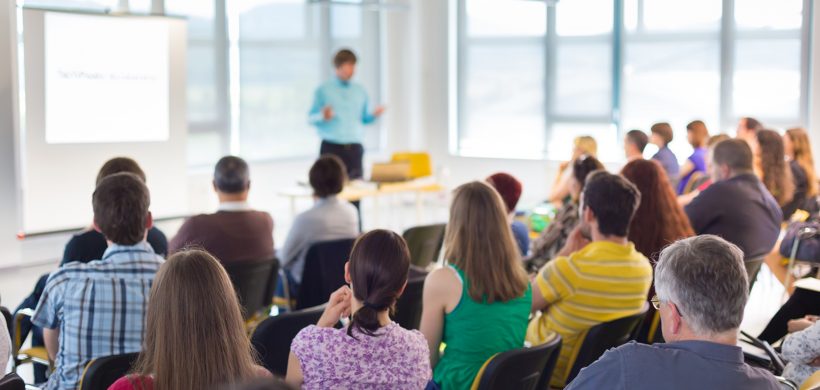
[565,235,779,390]
[308,49,384,180]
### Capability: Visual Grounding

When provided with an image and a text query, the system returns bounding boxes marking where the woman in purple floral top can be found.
[286,230,432,389]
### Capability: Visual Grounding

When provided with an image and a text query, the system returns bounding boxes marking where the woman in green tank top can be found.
[420,181,533,390]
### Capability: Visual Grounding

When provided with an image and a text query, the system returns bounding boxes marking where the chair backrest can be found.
[0,373,24,390]
[391,272,426,330]
[223,258,280,318]
[78,352,139,390]
[565,306,648,384]
[402,224,446,268]
[744,256,765,292]
[800,369,820,390]
[1,306,12,342]
[250,305,326,376]
[296,239,356,310]
[474,336,563,390]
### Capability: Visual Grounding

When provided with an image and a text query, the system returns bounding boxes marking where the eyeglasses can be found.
[651,294,685,317]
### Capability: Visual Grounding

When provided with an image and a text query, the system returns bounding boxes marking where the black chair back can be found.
[402,224,445,268]
[78,352,139,390]
[392,272,426,330]
[296,239,356,310]
[476,336,562,390]
[0,373,24,390]
[745,256,765,292]
[564,306,648,384]
[251,305,326,376]
[223,258,279,318]
[1,306,12,342]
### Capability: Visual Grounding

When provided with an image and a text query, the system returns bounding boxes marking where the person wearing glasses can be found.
[565,235,780,389]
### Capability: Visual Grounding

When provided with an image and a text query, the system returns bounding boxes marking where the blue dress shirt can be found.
[308,77,376,144]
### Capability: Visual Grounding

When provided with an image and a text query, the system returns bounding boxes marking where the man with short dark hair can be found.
[308,48,384,180]
[32,173,164,390]
[169,156,274,264]
[684,139,782,261]
[528,171,653,388]
[624,129,648,161]
[649,122,679,179]
[280,155,359,289]
[565,235,780,389]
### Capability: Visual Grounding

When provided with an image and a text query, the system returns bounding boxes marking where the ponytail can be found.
[347,299,395,338]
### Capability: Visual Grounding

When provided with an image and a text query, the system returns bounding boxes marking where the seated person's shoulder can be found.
[425,267,461,296]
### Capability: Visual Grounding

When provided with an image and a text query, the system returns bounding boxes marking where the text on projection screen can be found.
[45,12,169,144]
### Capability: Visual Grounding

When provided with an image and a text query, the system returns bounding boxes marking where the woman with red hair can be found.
[487,172,528,256]
[621,159,695,341]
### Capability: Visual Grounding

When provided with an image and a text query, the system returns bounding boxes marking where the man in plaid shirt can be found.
[33,172,164,389]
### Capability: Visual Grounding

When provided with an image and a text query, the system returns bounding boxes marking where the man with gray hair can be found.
[566,235,779,389]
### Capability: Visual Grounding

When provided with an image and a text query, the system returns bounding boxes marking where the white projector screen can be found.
[20,9,189,234]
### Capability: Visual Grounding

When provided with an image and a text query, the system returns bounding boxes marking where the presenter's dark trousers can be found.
[320,140,364,231]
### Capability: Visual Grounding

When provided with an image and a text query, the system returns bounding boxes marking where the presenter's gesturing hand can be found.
[373,106,386,117]
[317,285,352,328]
[322,105,335,121]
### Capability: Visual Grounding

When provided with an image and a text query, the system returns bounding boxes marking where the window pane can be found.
[466,0,546,37]
[622,41,720,160]
[331,5,362,38]
[188,131,224,166]
[238,0,319,41]
[461,44,545,158]
[556,0,612,36]
[554,41,611,116]
[239,47,321,160]
[187,43,219,123]
[166,0,215,39]
[629,0,721,32]
[735,0,802,30]
[733,39,801,119]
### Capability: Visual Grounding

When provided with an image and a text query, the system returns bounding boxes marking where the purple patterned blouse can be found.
[291,322,431,389]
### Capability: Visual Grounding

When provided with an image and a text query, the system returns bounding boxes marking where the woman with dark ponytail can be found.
[285,229,431,389]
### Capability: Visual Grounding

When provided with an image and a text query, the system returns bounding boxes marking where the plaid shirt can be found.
[33,241,164,390]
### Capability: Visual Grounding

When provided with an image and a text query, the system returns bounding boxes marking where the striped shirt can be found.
[32,242,164,390]
[526,241,652,388]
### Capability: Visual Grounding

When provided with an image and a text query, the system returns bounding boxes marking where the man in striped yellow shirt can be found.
[528,171,653,388]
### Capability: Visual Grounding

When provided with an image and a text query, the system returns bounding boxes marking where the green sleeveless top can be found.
[433,264,532,389]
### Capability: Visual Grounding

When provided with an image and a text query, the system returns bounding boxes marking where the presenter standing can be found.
[308,49,384,180]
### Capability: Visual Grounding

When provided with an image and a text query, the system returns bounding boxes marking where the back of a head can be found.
[96,157,146,186]
[214,156,250,194]
[136,249,256,390]
[786,127,819,197]
[445,181,528,304]
[707,133,731,148]
[572,155,605,190]
[650,122,674,146]
[93,173,150,245]
[581,171,641,237]
[309,155,347,198]
[574,136,598,157]
[655,235,748,336]
[347,229,411,337]
[621,160,694,259]
[743,117,763,133]
[333,49,357,68]
[712,139,753,173]
[626,130,649,153]
[756,129,794,206]
[486,172,522,214]
[686,120,709,148]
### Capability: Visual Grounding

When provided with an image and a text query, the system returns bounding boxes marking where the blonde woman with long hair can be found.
[420,181,532,389]
[109,249,271,390]
[785,128,818,205]
[549,136,598,206]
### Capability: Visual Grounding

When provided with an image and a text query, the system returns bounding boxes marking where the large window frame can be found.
[453,0,812,161]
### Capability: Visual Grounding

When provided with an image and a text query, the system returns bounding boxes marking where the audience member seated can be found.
[784,127,817,215]
[624,130,648,162]
[684,139,782,261]
[486,172,529,256]
[64,157,168,263]
[649,122,679,180]
[677,120,709,195]
[280,155,359,290]
[736,116,764,145]
[677,133,732,207]
[528,171,652,388]
[758,286,820,344]
[169,156,274,263]
[781,320,820,385]
[32,173,164,390]
[286,230,431,389]
[420,181,532,389]
[565,235,780,389]
[755,129,795,220]
[549,135,597,206]
[525,155,604,272]
[110,249,271,390]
